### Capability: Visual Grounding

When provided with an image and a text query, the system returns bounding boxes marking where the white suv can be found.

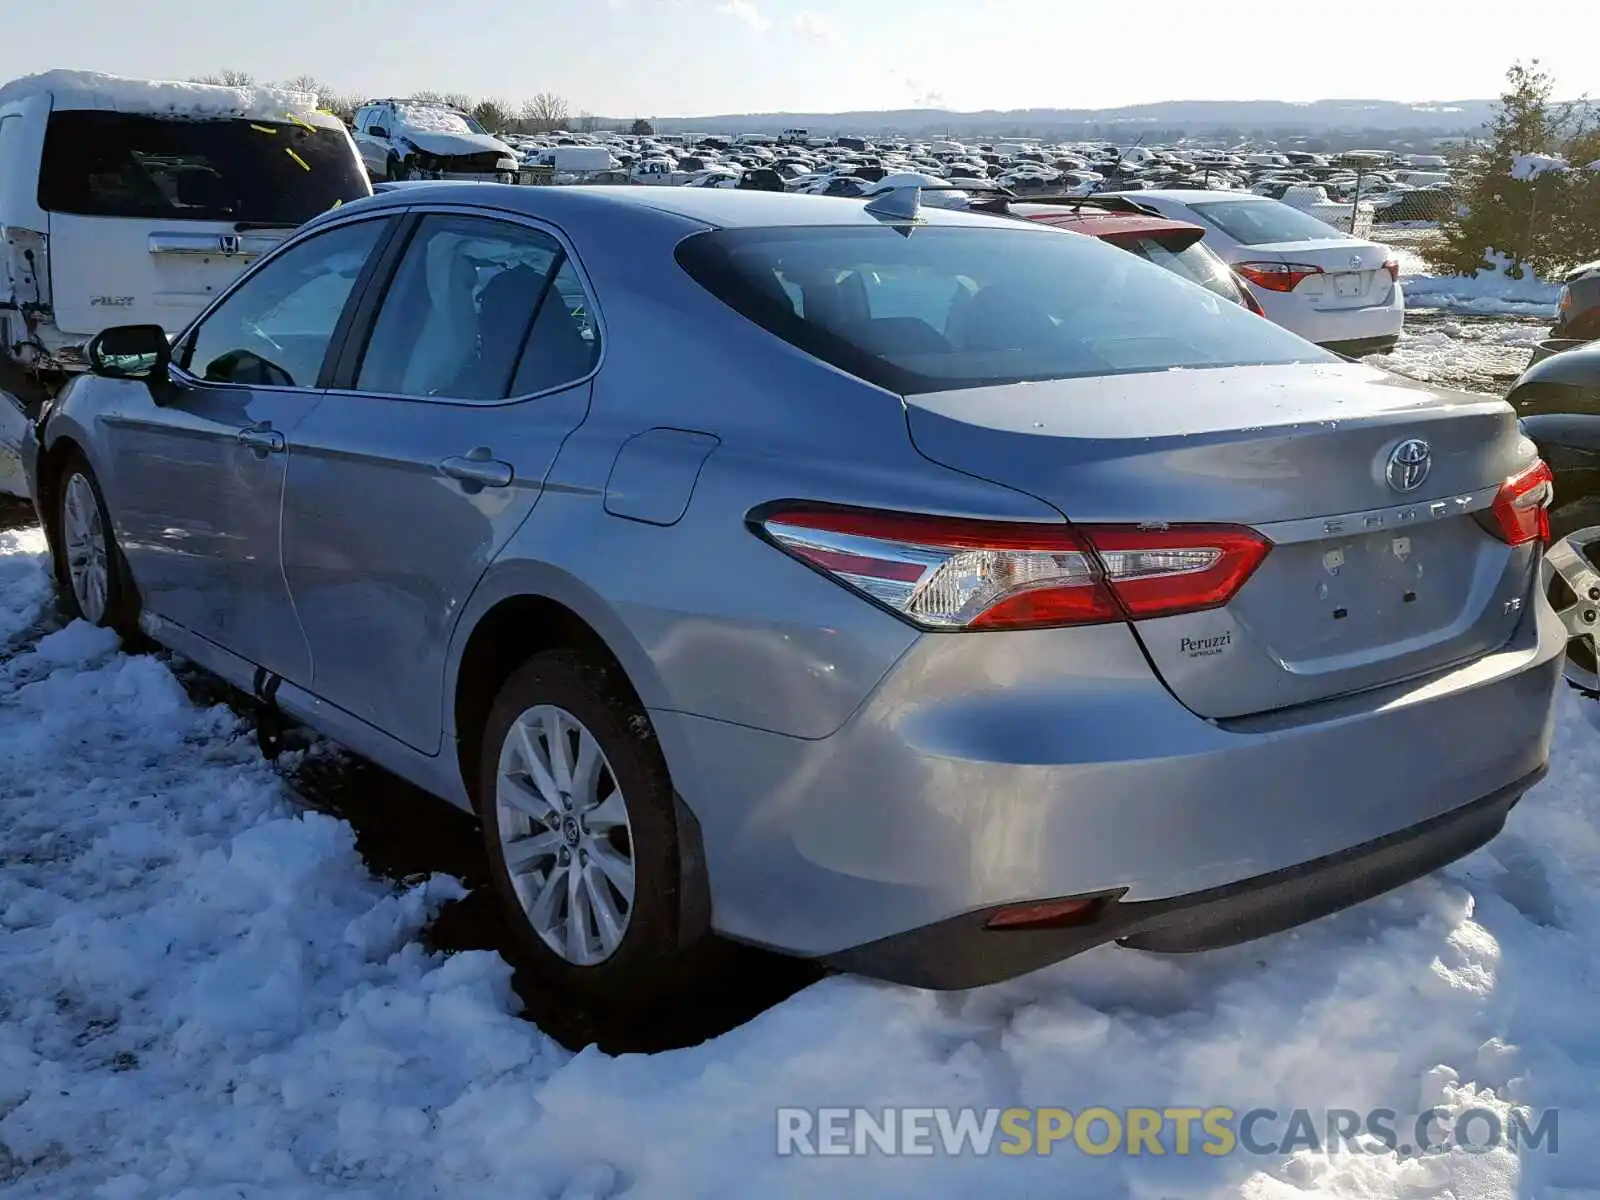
[0,70,370,375]
[352,101,521,183]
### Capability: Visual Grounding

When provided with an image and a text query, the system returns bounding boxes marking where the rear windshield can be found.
[676,224,1328,394]
[1187,199,1349,246]
[39,111,369,224]
[1112,236,1249,306]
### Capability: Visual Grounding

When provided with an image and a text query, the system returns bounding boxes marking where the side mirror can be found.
[369,125,390,140]
[87,324,170,382]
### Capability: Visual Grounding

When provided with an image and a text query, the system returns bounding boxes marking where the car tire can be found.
[385,153,403,182]
[475,649,726,1017]
[51,454,139,637]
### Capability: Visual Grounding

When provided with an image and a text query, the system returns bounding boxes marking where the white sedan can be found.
[1107,190,1403,355]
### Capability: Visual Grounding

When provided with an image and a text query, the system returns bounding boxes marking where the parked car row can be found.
[22,182,1568,1030]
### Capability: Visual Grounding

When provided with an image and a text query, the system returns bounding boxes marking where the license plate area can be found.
[1332,271,1365,298]
[1244,519,1491,659]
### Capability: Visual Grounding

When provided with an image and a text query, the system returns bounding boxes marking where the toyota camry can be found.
[25,184,1562,1018]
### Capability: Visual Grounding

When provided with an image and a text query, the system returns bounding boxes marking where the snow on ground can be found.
[1389,244,1564,317]
[5,524,1600,1197]
[1366,316,1546,393]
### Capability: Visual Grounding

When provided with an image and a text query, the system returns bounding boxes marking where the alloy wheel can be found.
[1544,529,1600,693]
[61,472,109,625]
[494,704,636,965]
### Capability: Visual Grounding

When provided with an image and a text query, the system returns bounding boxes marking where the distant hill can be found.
[645,99,1500,139]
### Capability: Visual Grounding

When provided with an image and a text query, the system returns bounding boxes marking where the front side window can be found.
[39,110,370,224]
[677,224,1330,394]
[177,218,389,387]
[355,214,596,401]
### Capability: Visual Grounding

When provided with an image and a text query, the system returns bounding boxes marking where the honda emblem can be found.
[219,234,241,257]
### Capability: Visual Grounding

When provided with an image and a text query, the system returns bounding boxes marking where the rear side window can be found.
[39,110,369,224]
[1188,199,1349,246]
[355,214,597,401]
[676,225,1329,394]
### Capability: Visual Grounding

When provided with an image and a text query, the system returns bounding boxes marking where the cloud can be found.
[790,11,837,42]
[718,0,771,31]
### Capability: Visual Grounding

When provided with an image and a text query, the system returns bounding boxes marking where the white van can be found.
[0,70,371,374]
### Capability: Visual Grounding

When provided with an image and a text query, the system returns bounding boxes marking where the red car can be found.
[1004,196,1267,316]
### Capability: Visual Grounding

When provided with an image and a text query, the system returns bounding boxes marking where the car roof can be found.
[1104,189,1256,204]
[1012,208,1205,240]
[336,182,1025,232]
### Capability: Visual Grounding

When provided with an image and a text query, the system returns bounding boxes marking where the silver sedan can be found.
[27,184,1562,1019]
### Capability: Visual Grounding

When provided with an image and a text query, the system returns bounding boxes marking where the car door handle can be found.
[439,452,513,489]
[237,424,285,453]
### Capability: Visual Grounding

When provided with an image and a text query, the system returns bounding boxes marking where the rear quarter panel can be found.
[454,205,1069,741]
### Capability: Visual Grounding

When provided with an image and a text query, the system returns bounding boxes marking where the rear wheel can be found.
[475,650,727,1016]
[52,455,138,635]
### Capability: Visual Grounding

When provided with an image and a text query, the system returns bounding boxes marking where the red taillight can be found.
[1235,261,1325,293]
[986,896,1108,930]
[757,507,1272,631]
[1234,274,1267,315]
[1383,259,1400,282]
[1489,459,1555,546]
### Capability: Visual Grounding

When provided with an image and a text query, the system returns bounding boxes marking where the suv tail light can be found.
[1235,261,1324,293]
[1487,459,1555,546]
[1383,259,1400,282]
[757,507,1271,631]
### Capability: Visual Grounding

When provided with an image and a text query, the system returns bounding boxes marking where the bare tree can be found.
[441,92,475,113]
[322,94,362,124]
[520,92,570,133]
[189,69,256,87]
[472,98,514,133]
[280,74,331,99]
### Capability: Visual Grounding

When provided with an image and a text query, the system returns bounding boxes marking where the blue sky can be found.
[6,0,1595,117]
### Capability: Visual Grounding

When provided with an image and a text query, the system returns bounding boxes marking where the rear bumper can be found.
[824,764,1543,989]
[1326,334,1401,356]
[654,584,1562,971]
[1255,284,1404,347]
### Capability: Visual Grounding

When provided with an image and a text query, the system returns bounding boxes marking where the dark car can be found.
[1508,342,1600,695]
[1554,260,1600,343]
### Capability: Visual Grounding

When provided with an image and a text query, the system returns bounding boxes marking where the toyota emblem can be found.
[1386,439,1432,493]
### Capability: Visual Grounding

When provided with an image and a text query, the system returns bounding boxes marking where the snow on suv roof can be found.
[0,70,339,127]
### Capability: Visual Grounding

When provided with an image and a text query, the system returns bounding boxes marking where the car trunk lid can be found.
[904,361,1540,718]
[1240,238,1395,311]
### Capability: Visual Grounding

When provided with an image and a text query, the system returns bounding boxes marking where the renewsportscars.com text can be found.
[775,1106,1559,1157]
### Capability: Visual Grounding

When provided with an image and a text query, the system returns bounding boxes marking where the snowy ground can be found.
[5,499,1600,1197]
[1366,227,1559,394]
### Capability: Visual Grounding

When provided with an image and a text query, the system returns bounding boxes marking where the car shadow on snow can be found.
[164,643,824,1056]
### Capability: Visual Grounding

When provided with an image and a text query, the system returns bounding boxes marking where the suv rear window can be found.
[1187,199,1349,246]
[39,110,369,224]
[1113,236,1250,307]
[676,224,1328,394]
